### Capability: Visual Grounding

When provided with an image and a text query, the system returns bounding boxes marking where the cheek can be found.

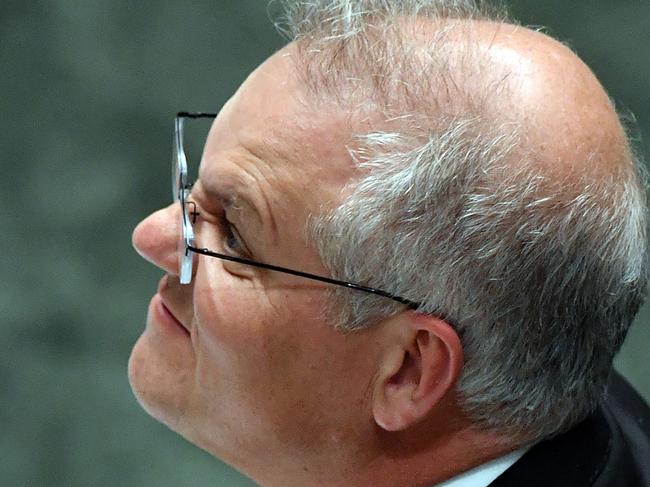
[192,285,288,390]
[188,267,374,447]
[192,267,273,351]
[189,274,278,400]
[192,276,329,401]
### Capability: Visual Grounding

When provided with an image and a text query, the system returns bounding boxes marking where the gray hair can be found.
[275,0,649,442]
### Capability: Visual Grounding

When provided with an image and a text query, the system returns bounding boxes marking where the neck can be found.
[248,410,519,487]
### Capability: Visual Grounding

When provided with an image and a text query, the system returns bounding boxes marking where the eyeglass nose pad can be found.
[187,201,200,224]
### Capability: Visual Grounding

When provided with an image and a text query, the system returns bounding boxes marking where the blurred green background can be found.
[2,1,648,485]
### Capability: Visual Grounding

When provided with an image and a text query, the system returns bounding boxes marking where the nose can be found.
[132,204,180,276]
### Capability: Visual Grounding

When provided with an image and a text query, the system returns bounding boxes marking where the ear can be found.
[372,312,463,432]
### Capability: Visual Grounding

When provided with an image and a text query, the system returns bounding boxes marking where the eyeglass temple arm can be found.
[186,245,420,309]
[176,112,218,119]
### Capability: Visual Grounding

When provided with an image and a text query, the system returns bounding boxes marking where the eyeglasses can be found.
[173,111,420,309]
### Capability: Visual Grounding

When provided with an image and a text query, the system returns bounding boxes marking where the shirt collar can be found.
[434,446,530,487]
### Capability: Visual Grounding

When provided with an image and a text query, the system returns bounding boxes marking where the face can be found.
[129,47,384,473]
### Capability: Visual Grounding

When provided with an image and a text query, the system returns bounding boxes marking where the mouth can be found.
[152,276,191,336]
[158,296,190,336]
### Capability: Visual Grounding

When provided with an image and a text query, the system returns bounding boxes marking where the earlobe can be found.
[372,313,463,432]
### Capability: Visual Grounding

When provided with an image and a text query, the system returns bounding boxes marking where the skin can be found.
[130,18,629,487]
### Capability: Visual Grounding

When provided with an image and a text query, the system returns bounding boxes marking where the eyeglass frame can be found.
[173,111,421,310]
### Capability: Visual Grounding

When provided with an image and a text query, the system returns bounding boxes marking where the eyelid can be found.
[217,210,251,256]
[191,180,255,255]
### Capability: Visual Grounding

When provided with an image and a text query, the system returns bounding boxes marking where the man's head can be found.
[130,1,647,485]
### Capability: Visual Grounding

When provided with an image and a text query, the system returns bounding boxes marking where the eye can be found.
[222,219,249,257]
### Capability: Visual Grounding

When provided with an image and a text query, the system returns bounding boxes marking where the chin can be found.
[128,330,195,431]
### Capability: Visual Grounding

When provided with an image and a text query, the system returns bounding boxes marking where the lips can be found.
[159,296,190,335]
[156,275,190,335]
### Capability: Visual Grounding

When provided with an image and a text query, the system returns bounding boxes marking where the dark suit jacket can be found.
[490,371,650,486]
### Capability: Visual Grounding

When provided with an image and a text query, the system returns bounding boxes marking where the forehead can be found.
[199,46,358,217]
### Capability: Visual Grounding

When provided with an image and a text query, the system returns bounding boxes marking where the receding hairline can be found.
[279,10,633,192]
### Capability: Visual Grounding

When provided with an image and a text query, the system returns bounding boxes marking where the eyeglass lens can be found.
[173,118,195,284]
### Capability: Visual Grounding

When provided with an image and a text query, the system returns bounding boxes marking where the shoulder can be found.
[597,371,650,486]
[489,371,650,487]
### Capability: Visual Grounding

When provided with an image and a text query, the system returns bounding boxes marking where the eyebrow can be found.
[201,178,259,222]
[197,172,279,248]
[223,191,259,226]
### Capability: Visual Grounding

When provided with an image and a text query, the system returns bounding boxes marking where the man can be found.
[130,1,650,485]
